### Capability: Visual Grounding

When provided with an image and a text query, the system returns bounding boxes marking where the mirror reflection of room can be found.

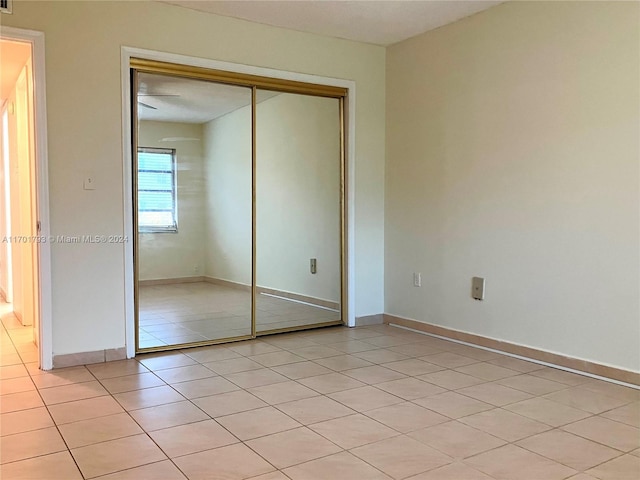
[136,73,252,349]
[135,71,343,351]
[255,91,342,333]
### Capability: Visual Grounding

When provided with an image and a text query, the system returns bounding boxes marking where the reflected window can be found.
[137,147,177,232]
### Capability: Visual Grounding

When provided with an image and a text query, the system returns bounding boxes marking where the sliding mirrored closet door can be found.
[255,91,342,334]
[134,72,253,350]
[132,60,346,353]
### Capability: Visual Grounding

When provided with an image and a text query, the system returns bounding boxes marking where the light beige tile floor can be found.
[138,283,341,349]
[1,304,639,479]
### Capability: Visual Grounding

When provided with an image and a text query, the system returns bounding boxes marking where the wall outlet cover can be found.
[83,177,96,190]
[472,277,485,300]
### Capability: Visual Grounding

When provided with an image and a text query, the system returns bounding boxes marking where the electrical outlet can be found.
[472,277,485,300]
[413,272,422,287]
[83,176,96,190]
[193,265,199,274]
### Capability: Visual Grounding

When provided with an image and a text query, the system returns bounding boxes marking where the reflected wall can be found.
[256,92,342,332]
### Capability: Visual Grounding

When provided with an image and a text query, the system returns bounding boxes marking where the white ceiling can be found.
[137,72,279,123]
[161,0,504,46]
[141,1,505,123]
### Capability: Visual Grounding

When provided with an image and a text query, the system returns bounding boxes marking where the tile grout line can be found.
[91,357,198,480]
[2,323,637,479]
[192,334,446,477]
[0,320,87,477]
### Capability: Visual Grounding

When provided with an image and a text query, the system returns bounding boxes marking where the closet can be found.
[131,60,345,353]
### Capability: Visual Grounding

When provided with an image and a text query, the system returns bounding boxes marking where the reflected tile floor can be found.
[1,308,639,479]
[138,282,341,348]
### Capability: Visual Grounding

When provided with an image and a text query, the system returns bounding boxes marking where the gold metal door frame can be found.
[132,68,140,353]
[251,85,257,339]
[131,59,347,354]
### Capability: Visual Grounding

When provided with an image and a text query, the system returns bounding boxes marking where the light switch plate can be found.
[472,277,485,300]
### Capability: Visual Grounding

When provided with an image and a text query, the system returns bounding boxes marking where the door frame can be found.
[121,47,356,358]
[0,26,53,370]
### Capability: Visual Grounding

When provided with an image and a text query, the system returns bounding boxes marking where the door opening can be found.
[0,36,40,365]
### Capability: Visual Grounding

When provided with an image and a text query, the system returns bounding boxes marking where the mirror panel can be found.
[136,72,253,350]
[255,90,342,333]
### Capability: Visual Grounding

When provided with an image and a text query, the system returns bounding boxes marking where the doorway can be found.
[0,36,39,364]
[131,59,347,353]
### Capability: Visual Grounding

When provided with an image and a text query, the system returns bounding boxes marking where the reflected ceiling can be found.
[137,73,279,124]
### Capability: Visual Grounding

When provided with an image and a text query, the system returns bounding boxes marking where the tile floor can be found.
[1,306,639,479]
[139,283,341,348]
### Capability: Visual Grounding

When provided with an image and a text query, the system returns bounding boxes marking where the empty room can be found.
[0,1,638,479]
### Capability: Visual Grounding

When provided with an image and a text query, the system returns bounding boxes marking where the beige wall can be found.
[2,1,385,355]
[138,121,205,281]
[385,1,640,372]
[257,93,341,303]
[15,64,37,328]
[2,91,22,311]
[204,93,341,303]
[202,103,252,286]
